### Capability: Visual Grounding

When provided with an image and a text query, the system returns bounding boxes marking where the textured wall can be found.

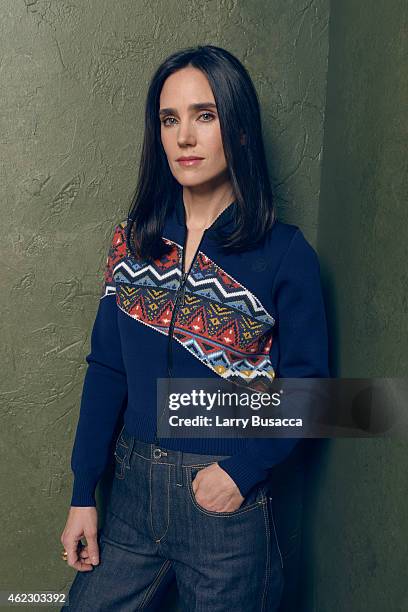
[0,0,329,609]
[302,1,408,611]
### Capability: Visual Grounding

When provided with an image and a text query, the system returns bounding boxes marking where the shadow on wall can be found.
[297,439,332,611]
[95,420,307,612]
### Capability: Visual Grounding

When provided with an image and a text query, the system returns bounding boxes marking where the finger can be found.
[66,539,81,567]
[73,560,94,572]
[85,534,100,565]
[76,544,93,567]
[66,546,94,571]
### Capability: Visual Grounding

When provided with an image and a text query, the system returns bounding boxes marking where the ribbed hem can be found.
[70,473,99,507]
[217,455,269,497]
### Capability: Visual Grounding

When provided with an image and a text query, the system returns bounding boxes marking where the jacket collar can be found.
[173,188,237,240]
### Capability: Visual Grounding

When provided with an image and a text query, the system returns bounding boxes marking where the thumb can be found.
[85,532,100,565]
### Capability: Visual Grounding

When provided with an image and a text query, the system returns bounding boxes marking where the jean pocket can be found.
[187,465,266,517]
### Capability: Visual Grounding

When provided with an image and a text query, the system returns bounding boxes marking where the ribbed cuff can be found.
[70,473,99,507]
[217,456,269,497]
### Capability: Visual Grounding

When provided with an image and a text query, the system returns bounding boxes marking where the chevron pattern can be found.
[102,221,276,389]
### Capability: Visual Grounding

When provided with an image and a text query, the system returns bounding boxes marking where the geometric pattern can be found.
[101,221,276,390]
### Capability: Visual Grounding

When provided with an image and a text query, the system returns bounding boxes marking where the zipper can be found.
[167,228,207,376]
[155,226,207,445]
[154,194,234,445]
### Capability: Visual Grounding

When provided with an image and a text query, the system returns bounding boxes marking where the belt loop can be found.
[124,434,135,469]
[175,450,184,487]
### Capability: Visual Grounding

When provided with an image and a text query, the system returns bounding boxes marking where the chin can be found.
[175,174,212,188]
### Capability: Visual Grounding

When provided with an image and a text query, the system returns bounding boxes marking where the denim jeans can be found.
[63,425,284,611]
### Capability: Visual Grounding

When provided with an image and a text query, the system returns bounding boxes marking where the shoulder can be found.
[105,219,129,262]
[267,218,316,256]
[269,219,299,245]
[267,220,321,280]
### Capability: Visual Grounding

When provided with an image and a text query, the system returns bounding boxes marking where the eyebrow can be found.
[159,102,217,116]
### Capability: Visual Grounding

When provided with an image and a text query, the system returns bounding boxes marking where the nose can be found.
[177,120,196,147]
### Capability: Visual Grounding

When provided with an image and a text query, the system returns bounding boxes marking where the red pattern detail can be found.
[104,224,128,288]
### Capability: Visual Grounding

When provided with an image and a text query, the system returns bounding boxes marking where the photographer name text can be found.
[168,415,302,428]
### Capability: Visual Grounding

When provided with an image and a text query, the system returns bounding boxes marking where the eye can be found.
[161,116,177,126]
[198,112,215,122]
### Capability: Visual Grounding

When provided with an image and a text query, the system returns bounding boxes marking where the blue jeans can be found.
[63,425,284,611]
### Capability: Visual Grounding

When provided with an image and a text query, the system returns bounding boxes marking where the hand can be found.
[60,506,100,571]
[192,463,244,513]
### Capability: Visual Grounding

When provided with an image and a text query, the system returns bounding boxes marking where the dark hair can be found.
[126,44,276,261]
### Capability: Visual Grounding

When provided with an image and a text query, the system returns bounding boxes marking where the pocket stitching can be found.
[268,496,284,570]
[117,433,128,449]
[113,445,127,479]
[114,454,126,479]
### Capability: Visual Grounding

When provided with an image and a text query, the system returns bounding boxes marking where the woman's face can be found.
[159,66,230,189]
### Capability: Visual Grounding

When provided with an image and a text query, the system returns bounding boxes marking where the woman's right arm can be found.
[60,222,128,569]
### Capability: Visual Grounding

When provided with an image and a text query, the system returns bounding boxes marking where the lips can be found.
[177,157,204,167]
[176,157,204,161]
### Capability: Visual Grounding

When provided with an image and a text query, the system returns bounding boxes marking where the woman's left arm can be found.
[216,228,330,497]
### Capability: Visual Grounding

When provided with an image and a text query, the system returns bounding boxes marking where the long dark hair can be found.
[126,44,276,261]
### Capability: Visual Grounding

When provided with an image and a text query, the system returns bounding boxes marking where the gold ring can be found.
[61,549,68,561]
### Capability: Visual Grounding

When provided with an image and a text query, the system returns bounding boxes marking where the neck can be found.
[182,183,235,231]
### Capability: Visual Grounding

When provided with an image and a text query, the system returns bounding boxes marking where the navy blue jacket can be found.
[70,193,329,506]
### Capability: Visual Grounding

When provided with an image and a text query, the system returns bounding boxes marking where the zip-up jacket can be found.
[70,192,330,506]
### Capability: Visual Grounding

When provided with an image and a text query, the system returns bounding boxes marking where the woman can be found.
[61,44,329,611]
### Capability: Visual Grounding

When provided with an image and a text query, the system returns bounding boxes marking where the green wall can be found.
[1,0,405,610]
[302,0,408,610]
